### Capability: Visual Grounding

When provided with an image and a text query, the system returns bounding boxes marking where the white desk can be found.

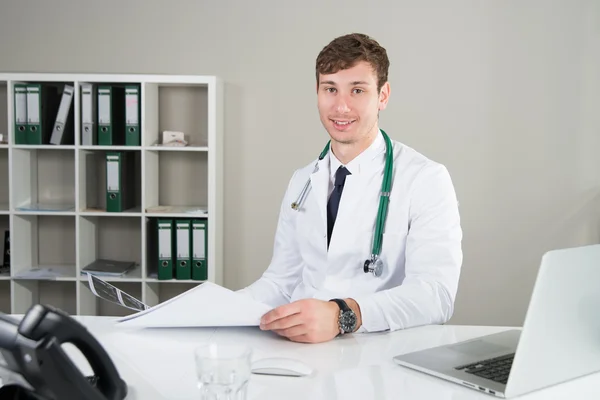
[38,317,600,399]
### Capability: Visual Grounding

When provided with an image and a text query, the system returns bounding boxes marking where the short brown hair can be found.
[316,33,390,92]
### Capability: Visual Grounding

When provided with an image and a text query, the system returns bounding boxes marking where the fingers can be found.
[273,323,307,338]
[262,312,304,331]
[260,302,302,326]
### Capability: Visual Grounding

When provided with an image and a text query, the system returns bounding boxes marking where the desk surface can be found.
[40,317,600,399]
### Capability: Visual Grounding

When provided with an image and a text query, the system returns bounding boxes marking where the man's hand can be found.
[259,298,362,344]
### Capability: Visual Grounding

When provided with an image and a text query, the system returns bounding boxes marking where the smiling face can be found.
[317,61,390,158]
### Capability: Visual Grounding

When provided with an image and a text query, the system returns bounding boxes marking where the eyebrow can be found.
[319,80,372,86]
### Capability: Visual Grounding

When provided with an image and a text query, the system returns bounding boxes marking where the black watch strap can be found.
[329,298,351,312]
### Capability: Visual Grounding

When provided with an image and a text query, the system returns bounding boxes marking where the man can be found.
[238,33,462,344]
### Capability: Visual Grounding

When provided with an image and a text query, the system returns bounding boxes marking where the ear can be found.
[378,82,391,111]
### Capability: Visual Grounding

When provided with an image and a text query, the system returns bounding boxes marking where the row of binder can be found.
[157,219,208,281]
[85,83,140,146]
[12,82,141,146]
[14,83,74,145]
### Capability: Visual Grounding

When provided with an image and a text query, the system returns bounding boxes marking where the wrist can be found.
[344,298,362,332]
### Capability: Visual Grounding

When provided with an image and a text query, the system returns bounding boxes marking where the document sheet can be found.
[115,281,272,328]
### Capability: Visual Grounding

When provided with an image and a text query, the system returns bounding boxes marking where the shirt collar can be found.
[329,129,385,179]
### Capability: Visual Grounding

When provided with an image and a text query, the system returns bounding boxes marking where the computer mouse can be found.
[251,357,313,377]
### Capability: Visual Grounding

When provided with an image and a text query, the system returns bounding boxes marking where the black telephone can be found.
[0,304,128,400]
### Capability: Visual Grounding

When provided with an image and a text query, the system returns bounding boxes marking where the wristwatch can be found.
[329,299,357,335]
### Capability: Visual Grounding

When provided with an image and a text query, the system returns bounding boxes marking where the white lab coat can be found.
[239,130,463,332]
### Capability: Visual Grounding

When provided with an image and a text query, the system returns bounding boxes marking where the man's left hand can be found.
[259,299,340,343]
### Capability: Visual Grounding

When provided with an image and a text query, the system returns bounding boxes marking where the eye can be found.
[325,87,337,93]
[353,88,364,94]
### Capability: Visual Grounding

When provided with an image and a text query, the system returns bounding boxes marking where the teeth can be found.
[334,120,352,125]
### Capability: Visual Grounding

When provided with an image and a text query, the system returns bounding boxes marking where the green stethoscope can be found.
[291,130,393,277]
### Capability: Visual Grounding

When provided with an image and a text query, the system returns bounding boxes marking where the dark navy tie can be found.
[327,166,351,249]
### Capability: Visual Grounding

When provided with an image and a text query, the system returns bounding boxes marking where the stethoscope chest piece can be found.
[364,257,384,277]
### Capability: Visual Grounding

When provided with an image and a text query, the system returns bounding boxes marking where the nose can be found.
[335,96,351,114]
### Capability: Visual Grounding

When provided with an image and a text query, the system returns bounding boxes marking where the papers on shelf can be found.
[16,203,75,212]
[144,205,208,215]
[12,265,75,280]
[116,281,272,328]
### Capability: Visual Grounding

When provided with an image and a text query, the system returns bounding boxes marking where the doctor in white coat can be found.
[238,33,463,344]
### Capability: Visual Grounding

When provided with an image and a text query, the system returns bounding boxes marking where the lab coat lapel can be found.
[309,156,330,228]
[328,174,366,253]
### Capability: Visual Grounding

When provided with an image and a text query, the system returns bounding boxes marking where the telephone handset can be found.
[0,304,128,400]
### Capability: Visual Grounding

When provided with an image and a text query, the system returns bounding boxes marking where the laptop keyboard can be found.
[454,353,514,384]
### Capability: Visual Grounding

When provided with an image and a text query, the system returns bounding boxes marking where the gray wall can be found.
[1,0,599,327]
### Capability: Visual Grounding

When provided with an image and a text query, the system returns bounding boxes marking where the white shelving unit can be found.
[0,73,224,316]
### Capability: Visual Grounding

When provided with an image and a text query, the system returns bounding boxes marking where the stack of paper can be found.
[116,282,272,328]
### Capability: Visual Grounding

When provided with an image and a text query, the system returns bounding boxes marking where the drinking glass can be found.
[194,343,252,400]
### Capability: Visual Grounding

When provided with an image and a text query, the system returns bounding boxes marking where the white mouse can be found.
[251,357,313,377]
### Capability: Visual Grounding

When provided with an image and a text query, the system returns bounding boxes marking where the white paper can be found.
[115,282,272,328]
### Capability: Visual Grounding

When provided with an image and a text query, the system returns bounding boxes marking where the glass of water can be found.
[194,342,253,400]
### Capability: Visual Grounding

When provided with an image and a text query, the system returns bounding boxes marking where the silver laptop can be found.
[393,244,600,398]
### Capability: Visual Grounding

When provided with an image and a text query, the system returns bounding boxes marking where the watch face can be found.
[340,310,357,333]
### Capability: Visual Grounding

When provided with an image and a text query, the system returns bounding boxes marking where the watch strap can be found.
[329,298,350,312]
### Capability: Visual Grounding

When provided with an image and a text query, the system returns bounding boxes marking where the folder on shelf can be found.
[26,83,60,145]
[125,85,140,146]
[81,83,97,146]
[13,83,28,144]
[175,219,191,280]
[158,219,174,280]
[49,84,74,145]
[105,151,135,212]
[81,259,136,277]
[98,85,125,146]
[192,219,208,280]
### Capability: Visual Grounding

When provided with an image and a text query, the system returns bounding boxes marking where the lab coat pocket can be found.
[296,224,326,264]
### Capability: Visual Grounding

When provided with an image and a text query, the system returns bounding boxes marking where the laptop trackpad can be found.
[449,340,512,358]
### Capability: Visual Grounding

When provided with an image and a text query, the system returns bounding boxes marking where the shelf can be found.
[0,81,7,145]
[12,148,75,210]
[144,150,208,210]
[143,82,208,147]
[145,144,209,152]
[13,280,77,314]
[80,146,142,151]
[78,149,141,213]
[0,148,7,210]
[13,145,76,150]
[144,205,208,218]
[78,215,142,280]
[12,265,77,281]
[0,72,223,316]
[14,210,76,216]
[0,215,7,279]
[12,81,76,146]
[79,264,142,282]
[12,214,76,278]
[79,206,142,217]
[0,281,10,313]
